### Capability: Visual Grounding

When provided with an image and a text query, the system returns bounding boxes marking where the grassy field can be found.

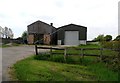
[14,56,118,81]
[12,55,118,81]
[11,44,119,81]
[52,44,118,57]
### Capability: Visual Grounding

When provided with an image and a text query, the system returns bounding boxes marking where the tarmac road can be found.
[1,45,48,81]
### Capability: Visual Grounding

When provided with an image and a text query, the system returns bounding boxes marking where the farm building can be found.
[27,20,57,44]
[57,24,87,45]
[27,20,87,45]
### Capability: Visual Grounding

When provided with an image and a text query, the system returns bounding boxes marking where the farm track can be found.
[1,45,49,81]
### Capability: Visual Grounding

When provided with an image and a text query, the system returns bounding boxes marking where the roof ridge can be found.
[27,20,55,28]
[57,24,87,29]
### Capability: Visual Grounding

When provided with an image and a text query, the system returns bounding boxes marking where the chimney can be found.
[50,23,53,26]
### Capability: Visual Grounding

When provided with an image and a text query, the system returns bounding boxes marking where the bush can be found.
[101,56,119,72]
[102,41,120,50]
[112,41,120,50]
[101,41,119,72]
[102,41,113,49]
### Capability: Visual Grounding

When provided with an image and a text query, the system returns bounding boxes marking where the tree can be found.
[104,35,112,41]
[0,26,4,38]
[92,34,105,42]
[7,28,14,39]
[21,31,28,44]
[114,35,120,41]
[4,27,9,38]
[3,27,14,39]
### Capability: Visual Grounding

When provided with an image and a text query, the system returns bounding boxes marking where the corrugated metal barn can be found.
[27,20,87,45]
[57,24,87,45]
[27,20,57,44]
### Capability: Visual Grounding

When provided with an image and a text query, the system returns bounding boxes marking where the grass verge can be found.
[0,43,23,48]
[12,55,118,81]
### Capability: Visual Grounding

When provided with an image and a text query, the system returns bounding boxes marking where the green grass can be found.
[0,44,12,48]
[11,44,118,81]
[0,44,10,48]
[78,44,101,48]
[52,44,118,57]
[12,55,118,81]
[0,43,23,48]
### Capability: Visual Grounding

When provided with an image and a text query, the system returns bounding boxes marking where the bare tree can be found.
[3,27,14,39]
[0,26,3,38]
[8,28,14,39]
[0,26,5,38]
[4,27,9,38]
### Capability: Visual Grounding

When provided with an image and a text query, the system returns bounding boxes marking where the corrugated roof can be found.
[57,23,87,30]
[27,20,56,29]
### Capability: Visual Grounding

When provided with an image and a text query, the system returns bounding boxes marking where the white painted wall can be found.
[57,40,62,45]
[79,40,86,45]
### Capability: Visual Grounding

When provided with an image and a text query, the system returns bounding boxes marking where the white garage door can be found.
[64,31,79,45]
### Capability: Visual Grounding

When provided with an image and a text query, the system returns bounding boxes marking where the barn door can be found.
[28,35,34,44]
[43,34,51,45]
[64,31,79,45]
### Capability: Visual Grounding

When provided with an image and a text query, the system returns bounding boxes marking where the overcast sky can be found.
[0,0,119,40]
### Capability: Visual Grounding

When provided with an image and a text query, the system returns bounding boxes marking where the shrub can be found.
[101,41,119,72]
[102,41,120,50]
[101,56,119,72]
[102,41,113,49]
[112,41,120,50]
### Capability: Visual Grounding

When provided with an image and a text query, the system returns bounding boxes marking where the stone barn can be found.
[27,20,57,44]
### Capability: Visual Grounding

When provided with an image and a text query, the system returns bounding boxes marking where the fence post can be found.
[35,45,38,55]
[64,48,67,62]
[50,47,52,55]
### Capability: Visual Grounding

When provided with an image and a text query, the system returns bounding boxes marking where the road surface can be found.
[1,45,48,81]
